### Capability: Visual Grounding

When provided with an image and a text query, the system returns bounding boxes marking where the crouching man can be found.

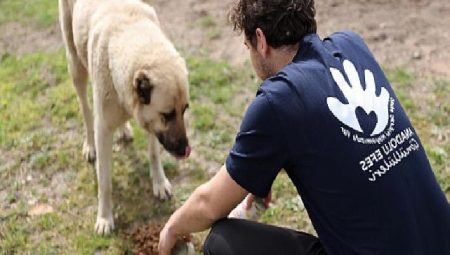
[159,0,450,254]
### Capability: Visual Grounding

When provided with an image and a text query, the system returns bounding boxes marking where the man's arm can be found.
[158,165,248,255]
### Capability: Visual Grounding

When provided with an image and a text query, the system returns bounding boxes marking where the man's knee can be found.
[203,219,234,255]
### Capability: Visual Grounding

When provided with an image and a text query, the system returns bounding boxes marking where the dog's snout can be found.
[174,138,190,158]
[185,146,191,157]
[156,132,190,159]
[174,143,190,158]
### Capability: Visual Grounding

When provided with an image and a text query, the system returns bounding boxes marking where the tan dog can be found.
[58,0,191,235]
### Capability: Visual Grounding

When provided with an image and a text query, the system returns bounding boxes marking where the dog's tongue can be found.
[185,146,191,158]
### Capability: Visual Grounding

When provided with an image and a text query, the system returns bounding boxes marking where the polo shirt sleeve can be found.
[226,90,287,197]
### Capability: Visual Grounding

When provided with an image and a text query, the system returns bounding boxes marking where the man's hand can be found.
[158,224,185,255]
[159,224,193,255]
[229,191,272,219]
[158,223,177,255]
[158,166,248,254]
[244,191,272,210]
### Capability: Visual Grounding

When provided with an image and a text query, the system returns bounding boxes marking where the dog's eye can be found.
[161,110,176,122]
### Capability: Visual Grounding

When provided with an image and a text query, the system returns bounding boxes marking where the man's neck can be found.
[269,43,300,75]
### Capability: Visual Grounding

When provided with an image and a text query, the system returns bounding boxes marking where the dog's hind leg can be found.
[148,133,172,200]
[72,62,96,163]
[59,0,95,162]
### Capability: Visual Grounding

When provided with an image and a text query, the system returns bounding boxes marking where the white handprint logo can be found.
[327,60,390,136]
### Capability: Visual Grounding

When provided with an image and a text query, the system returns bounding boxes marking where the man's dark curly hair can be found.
[229,0,317,48]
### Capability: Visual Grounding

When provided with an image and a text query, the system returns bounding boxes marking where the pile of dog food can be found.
[129,222,198,255]
[130,223,162,254]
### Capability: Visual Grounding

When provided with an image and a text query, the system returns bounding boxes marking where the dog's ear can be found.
[134,71,153,105]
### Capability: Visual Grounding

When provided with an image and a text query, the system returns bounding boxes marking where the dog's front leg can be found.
[94,122,115,235]
[148,133,172,200]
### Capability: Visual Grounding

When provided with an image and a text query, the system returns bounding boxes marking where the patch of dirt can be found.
[0,22,62,56]
[151,0,248,66]
[316,0,450,77]
[151,0,450,76]
[2,0,448,74]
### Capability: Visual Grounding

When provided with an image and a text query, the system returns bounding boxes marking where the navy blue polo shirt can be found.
[226,32,450,254]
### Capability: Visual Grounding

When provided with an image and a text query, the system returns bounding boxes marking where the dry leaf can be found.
[28,203,54,216]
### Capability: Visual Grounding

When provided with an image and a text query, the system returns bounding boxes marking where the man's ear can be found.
[134,71,153,105]
[255,28,269,58]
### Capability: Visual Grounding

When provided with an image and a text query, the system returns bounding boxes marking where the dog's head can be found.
[132,58,190,159]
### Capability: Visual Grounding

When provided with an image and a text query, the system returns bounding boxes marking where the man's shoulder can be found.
[274,58,328,88]
[258,75,293,97]
[256,73,307,114]
[328,30,364,41]
[326,30,372,55]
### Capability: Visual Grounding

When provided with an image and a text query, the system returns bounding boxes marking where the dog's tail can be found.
[58,0,79,65]
[59,0,89,87]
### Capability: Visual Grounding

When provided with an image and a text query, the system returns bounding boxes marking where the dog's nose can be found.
[175,145,191,159]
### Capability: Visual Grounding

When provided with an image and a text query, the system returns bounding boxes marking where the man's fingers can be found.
[243,192,272,210]
[182,234,192,242]
[158,245,169,255]
[159,225,177,255]
[263,190,272,208]
[244,194,254,210]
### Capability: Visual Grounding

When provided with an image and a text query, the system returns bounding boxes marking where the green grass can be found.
[0,214,28,254]
[0,48,254,253]
[195,15,217,29]
[0,48,134,253]
[260,172,314,232]
[207,29,221,40]
[195,15,221,40]
[0,0,58,27]
[187,54,254,154]
[425,78,450,195]
[386,68,450,196]
[387,68,416,111]
[0,50,71,149]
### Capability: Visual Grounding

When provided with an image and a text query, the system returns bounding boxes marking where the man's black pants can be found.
[203,218,326,255]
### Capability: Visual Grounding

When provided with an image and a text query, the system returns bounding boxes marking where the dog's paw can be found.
[95,216,115,235]
[153,178,172,200]
[83,140,96,163]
